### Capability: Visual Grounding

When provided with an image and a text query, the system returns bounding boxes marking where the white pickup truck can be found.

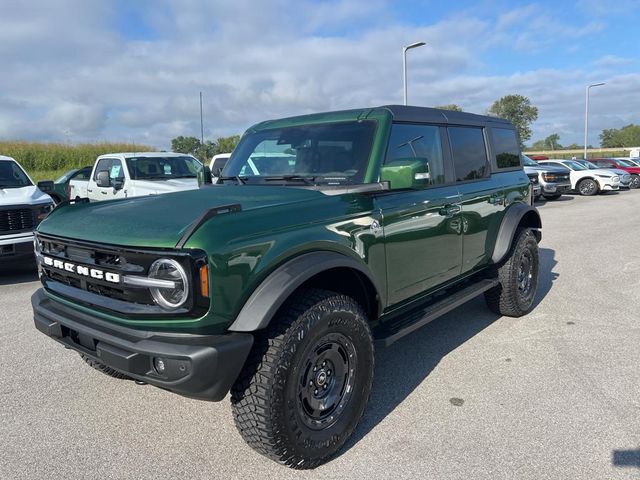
[69,152,202,202]
[1,155,54,264]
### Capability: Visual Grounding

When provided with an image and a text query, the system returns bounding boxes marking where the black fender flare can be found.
[228,251,382,332]
[491,203,542,264]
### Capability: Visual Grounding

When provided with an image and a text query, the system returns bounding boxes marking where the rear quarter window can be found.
[490,128,521,169]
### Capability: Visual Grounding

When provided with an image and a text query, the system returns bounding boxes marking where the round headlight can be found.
[148,258,189,309]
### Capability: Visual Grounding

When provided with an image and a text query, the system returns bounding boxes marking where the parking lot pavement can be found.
[1,191,639,480]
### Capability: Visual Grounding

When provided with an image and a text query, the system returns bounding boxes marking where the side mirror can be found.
[198,166,213,186]
[37,180,54,193]
[380,157,430,190]
[96,171,110,188]
[112,178,124,190]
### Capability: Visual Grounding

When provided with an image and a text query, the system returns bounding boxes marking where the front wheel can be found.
[485,228,539,317]
[231,289,374,469]
[577,178,599,196]
[631,175,640,189]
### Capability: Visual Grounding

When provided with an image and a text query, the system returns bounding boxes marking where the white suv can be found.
[538,159,620,196]
[1,155,54,264]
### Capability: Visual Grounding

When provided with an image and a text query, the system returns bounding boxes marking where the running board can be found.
[374,278,499,347]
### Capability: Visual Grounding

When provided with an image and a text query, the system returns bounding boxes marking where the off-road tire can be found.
[485,228,539,317]
[80,354,132,380]
[577,178,599,196]
[231,289,374,469]
[542,193,561,200]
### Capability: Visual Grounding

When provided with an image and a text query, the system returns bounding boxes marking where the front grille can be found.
[37,235,155,303]
[542,173,570,183]
[0,208,34,233]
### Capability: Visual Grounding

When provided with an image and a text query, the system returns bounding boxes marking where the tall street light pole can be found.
[403,41,426,106]
[199,91,204,145]
[584,82,605,160]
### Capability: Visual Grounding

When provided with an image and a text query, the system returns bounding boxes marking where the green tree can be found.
[171,136,202,155]
[213,135,241,155]
[566,143,581,149]
[600,124,640,148]
[530,139,546,150]
[434,104,463,112]
[488,94,539,146]
[544,133,561,150]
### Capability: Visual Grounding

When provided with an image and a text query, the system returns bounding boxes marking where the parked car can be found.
[69,152,202,201]
[44,166,92,203]
[615,157,640,167]
[32,105,541,468]
[526,171,541,200]
[522,154,571,200]
[209,153,231,182]
[538,159,620,195]
[589,158,640,188]
[0,155,54,264]
[573,159,631,189]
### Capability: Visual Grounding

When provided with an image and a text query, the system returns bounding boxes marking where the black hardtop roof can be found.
[250,105,514,132]
[380,105,513,127]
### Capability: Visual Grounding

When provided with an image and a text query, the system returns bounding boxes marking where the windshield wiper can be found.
[261,175,317,185]
[218,175,247,185]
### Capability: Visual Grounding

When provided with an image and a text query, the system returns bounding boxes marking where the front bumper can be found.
[540,182,571,194]
[0,233,34,262]
[32,289,253,401]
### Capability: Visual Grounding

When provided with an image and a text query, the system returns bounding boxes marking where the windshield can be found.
[614,159,635,167]
[576,160,598,169]
[0,160,32,188]
[521,154,538,167]
[223,120,377,185]
[125,156,200,180]
[564,160,587,171]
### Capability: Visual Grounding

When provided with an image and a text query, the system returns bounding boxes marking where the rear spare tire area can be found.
[231,288,374,469]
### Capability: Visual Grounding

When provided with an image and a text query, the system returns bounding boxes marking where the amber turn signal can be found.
[199,264,209,298]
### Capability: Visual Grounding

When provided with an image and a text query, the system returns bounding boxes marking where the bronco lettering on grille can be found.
[42,256,121,284]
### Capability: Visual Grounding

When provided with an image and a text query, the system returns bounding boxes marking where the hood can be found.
[523,165,567,173]
[37,185,329,248]
[130,177,199,194]
[0,185,52,207]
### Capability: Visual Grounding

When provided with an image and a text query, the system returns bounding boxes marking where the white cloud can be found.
[0,0,638,149]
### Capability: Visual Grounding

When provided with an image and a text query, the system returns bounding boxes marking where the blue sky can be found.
[1,0,639,148]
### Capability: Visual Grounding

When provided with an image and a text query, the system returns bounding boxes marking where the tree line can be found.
[172,97,639,161]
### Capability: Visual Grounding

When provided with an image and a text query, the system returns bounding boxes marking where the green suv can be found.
[32,106,541,468]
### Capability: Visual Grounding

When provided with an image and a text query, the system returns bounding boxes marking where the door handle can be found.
[438,204,461,217]
[87,189,93,193]
[101,191,108,195]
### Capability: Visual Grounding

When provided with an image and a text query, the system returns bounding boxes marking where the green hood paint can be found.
[37,185,330,248]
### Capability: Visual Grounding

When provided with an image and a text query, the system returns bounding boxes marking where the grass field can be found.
[0,141,154,182]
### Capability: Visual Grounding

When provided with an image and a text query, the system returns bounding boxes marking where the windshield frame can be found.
[0,159,34,189]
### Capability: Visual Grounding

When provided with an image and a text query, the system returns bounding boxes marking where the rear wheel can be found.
[577,178,599,196]
[231,289,374,469]
[485,228,539,317]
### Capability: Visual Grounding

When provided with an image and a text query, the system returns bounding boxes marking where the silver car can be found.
[575,160,631,189]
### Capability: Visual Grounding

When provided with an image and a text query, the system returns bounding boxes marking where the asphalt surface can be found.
[1,190,639,480]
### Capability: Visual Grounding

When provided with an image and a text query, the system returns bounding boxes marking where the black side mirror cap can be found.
[37,180,54,192]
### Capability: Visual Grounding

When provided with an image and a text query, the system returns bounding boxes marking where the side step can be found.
[374,278,499,347]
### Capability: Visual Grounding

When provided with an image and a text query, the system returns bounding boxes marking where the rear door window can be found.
[448,127,489,182]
